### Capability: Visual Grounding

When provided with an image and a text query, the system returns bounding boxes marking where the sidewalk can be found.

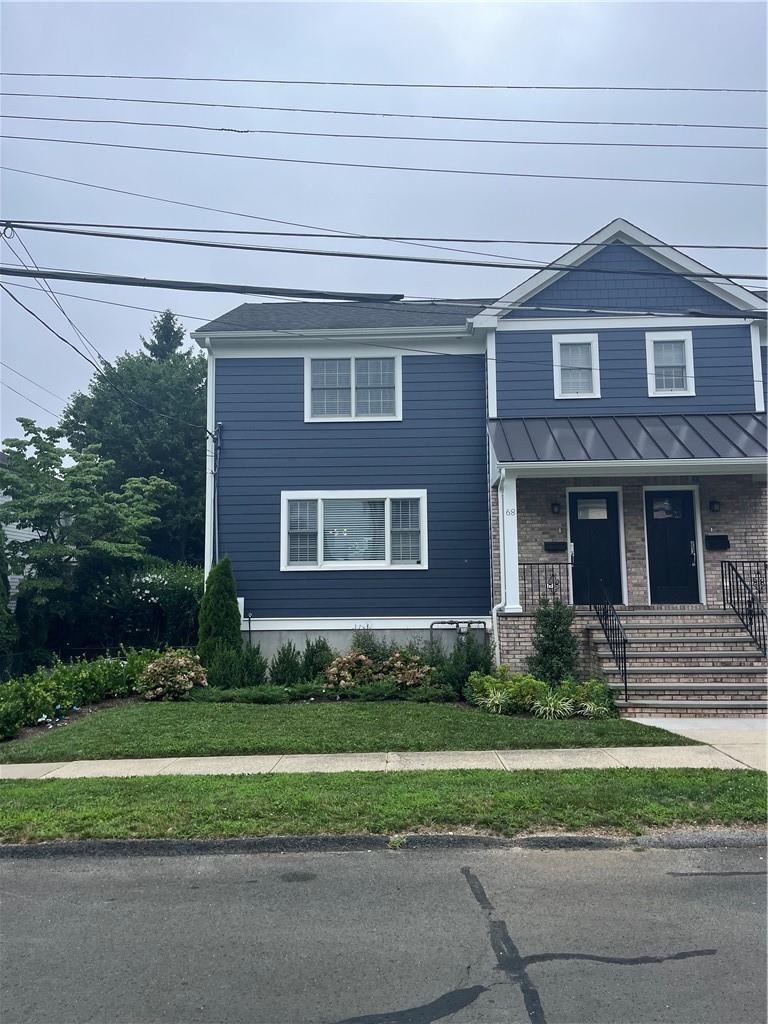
[634,717,766,771]
[0,743,759,780]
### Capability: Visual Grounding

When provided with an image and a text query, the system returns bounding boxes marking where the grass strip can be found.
[0,702,695,764]
[0,769,763,843]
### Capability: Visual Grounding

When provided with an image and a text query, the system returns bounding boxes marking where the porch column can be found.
[501,472,522,613]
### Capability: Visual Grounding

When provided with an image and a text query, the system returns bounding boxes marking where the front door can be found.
[644,489,700,604]
[568,491,623,605]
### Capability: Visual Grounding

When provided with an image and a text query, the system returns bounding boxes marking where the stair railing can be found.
[721,560,768,655]
[590,583,629,701]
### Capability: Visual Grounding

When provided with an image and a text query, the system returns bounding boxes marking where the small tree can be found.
[197,556,241,664]
[141,310,186,361]
[526,599,579,686]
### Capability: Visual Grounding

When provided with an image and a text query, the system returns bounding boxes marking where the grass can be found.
[0,701,695,763]
[0,769,763,843]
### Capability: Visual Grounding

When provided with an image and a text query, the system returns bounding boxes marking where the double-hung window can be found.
[281,490,427,570]
[645,331,695,396]
[553,334,600,399]
[306,356,401,421]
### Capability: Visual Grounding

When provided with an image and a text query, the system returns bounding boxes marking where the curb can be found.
[1,829,765,859]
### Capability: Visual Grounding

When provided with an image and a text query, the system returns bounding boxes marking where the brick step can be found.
[611,689,766,702]
[609,682,766,695]
[617,699,767,718]
[616,625,750,634]
[595,651,767,667]
[604,667,768,686]
[595,641,760,654]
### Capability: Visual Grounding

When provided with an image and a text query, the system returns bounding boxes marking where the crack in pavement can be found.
[460,866,717,1024]
[667,871,766,877]
[332,985,488,1024]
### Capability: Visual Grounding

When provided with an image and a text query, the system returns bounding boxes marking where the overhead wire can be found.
[0,360,65,401]
[1,114,765,151]
[1,73,764,92]
[2,91,764,131]
[1,379,59,417]
[3,134,764,188]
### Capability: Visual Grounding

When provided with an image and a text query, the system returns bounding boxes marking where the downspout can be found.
[490,466,507,667]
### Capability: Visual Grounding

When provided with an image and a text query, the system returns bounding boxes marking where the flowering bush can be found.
[324,650,374,690]
[137,652,207,701]
[374,651,435,690]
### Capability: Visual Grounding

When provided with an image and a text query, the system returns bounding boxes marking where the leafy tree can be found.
[0,532,18,657]
[197,556,241,664]
[60,311,206,563]
[141,310,186,361]
[0,419,173,653]
[526,599,579,686]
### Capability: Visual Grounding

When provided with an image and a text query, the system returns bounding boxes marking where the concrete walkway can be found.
[634,717,766,771]
[0,742,759,780]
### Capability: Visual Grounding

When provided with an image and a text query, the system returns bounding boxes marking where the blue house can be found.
[194,219,767,715]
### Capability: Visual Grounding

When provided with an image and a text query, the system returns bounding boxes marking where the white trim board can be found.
[474,218,767,319]
[641,485,707,607]
[495,458,767,478]
[751,322,765,413]
[240,616,491,630]
[566,485,629,606]
[493,316,758,332]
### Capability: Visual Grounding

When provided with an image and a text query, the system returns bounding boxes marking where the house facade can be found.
[194,219,767,714]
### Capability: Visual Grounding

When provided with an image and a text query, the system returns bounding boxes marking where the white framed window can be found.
[645,331,695,396]
[304,355,402,421]
[553,334,601,399]
[280,489,428,570]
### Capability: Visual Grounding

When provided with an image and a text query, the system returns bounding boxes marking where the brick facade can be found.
[495,472,767,669]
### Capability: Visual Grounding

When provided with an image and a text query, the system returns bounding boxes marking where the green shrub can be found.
[130,560,203,647]
[197,556,241,665]
[476,686,514,714]
[286,681,328,701]
[374,650,435,690]
[527,599,579,686]
[351,628,395,664]
[465,669,547,713]
[137,652,207,701]
[438,629,493,693]
[241,645,269,686]
[0,533,18,658]
[402,683,457,703]
[190,685,289,705]
[0,695,25,739]
[579,700,613,720]
[206,647,243,689]
[302,637,336,681]
[269,641,304,685]
[531,689,576,720]
[352,680,401,701]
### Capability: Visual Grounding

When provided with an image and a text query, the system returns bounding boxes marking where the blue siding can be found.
[496,323,756,417]
[502,242,739,317]
[215,355,491,617]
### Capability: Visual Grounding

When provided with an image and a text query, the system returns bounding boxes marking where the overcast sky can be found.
[1,0,765,436]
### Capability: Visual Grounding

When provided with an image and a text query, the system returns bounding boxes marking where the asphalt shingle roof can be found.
[194,299,492,334]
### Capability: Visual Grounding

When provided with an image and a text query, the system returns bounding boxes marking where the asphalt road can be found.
[1,839,765,1024]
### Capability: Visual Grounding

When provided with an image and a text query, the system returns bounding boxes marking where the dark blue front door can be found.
[568,491,623,605]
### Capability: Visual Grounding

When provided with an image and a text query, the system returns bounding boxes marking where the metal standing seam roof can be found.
[488,412,768,464]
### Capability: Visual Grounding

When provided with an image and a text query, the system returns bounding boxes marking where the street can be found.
[1,839,765,1024]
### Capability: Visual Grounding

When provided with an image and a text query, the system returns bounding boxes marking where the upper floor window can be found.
[645,331,695,396]
[553,333,600,399]
[305,356,402,421]
[281,489,427,570]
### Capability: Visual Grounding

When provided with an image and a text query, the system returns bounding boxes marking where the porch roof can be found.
[489,412,768,466]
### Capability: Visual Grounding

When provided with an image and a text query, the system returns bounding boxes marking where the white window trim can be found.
[645,330,695,397]
[304,354,403,422]
[552,333,601,400]
[280,489,428,571]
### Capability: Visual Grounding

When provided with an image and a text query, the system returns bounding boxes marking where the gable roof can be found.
[476,218,766,319]
[193,299,490,336]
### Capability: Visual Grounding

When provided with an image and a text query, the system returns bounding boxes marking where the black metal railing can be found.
[721,560,768,654]
[519,562,571,611]
[591,583,629,700]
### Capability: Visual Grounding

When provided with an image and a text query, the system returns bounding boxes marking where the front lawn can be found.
[0,769,762,843]
[0,701,694,763]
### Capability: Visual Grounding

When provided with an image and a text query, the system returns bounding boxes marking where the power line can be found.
[1,72,764,92]
[3,280,760,327]
[1,360,65,401]
[1,379,59,418]
[2,113,764,152]
[5,223,764,280]
[6,219,766,251]
[4,134,765,189]
[2,92,764,132]
[0,264,409,300]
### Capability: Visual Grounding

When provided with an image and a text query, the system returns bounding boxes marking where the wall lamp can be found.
[708,499,721,513]
[550,501,561,515]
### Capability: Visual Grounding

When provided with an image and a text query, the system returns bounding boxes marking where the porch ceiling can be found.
[489,412,768,467]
